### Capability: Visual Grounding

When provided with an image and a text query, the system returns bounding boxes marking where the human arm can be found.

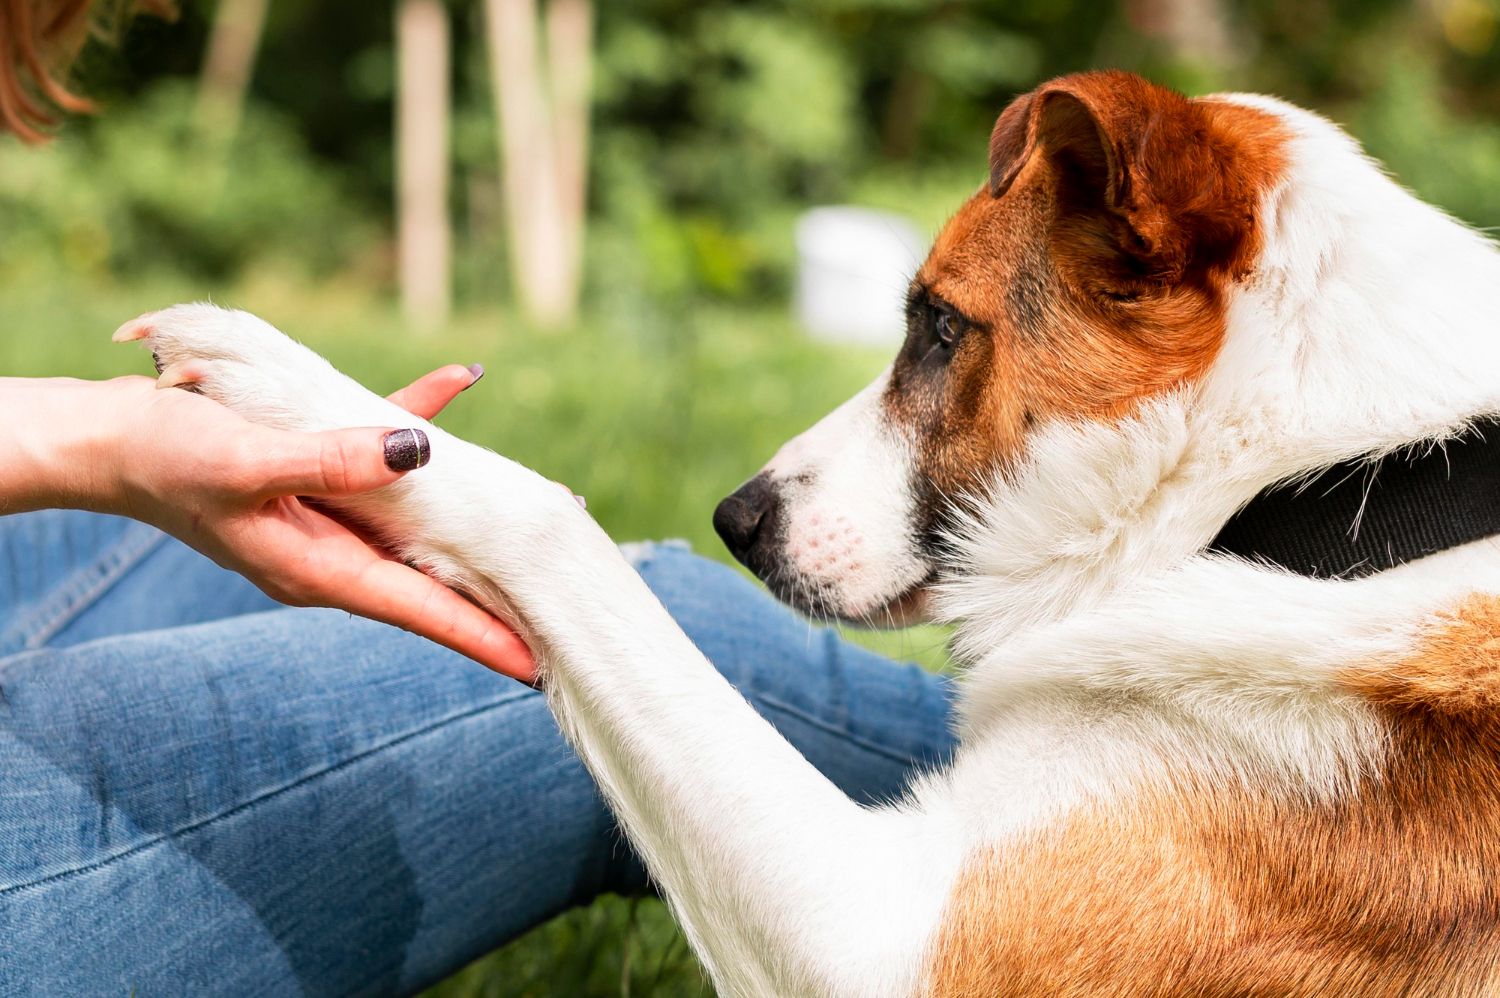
[0,370,536,682]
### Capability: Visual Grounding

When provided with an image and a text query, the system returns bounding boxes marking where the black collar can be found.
[1208,416,1500,578]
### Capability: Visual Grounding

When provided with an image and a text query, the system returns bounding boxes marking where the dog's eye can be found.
[936,311,963,348]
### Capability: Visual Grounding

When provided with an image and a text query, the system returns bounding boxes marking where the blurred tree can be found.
[483,0,592,328]
[1127,0,1243,72]
[397,0,452,331]
[194,0,268,141]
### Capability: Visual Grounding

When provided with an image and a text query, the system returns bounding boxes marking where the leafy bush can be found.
[0,81,373,287]
[581,1,1056,306]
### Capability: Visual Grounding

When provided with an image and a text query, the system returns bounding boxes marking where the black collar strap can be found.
[1208,416,1500,579]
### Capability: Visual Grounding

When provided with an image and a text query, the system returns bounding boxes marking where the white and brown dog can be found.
[121,70,1500,996]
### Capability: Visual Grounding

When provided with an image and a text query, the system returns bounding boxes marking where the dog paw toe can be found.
[112,303,345,431]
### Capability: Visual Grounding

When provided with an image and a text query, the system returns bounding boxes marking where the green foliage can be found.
[909,20,1042,96]
[42,0,1500,315]
[424,898,712,998]
[1345,43,1500,229]
[0,82,372,287]
[581,1,1060,305]
[695,11,859,174]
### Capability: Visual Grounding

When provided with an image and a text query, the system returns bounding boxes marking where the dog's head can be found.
[715,71,1286,624]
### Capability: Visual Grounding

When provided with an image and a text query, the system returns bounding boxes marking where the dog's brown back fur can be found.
[924,595,1500,996]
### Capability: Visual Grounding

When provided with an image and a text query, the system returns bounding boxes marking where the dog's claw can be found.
[156,361,205,390]
[112,312,157,343]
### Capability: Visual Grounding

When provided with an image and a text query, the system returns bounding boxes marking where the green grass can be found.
[1,275,952,995]
[424,897,713,998]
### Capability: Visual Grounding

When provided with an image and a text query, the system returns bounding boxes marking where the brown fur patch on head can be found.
[922,595,1500,997]
[887,71,1286,540]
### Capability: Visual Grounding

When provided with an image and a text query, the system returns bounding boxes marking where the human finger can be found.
[252,425,432,498]
[332,556,537,683]
[387,364,483,420]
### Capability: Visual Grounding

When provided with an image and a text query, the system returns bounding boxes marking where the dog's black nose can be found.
[714,473,778,566]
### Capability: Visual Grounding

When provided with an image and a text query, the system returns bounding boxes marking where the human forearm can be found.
[0,376,125,515]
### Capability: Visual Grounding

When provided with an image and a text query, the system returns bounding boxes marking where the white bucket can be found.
[794,206,925,347]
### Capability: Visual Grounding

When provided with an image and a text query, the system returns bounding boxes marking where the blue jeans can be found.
[0,511,956,996]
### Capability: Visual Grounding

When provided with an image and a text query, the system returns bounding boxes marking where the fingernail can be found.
[463,364,484,390]
[383,428,431,472]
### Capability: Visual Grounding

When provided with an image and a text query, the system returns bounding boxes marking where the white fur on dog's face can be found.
[752,371,934,624]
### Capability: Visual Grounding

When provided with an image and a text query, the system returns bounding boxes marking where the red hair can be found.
[0,0,173,143]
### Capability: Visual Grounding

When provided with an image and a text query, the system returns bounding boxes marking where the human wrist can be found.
[0,377,133,515]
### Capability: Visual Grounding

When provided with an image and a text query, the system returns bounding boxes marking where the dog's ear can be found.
[989,71,1243,288]
[988,80,1126,206]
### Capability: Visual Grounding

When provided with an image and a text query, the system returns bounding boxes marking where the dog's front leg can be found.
[516,516,961,997]
[126,306,963,998]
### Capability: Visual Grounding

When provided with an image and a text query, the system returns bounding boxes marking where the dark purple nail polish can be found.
[463,363,485,390]
[383,428,430,472]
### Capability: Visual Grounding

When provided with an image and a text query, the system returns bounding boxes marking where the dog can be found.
[119,69,1500,996]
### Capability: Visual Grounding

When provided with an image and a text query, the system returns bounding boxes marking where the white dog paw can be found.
[115,302,584,569]
[113,304,385,434]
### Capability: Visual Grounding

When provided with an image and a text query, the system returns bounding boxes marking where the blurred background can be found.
[2,0,1498,993]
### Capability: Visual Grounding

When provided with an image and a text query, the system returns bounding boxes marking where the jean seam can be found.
[752,691,927,766]
[0,688,538,897]
[9,523,168,652]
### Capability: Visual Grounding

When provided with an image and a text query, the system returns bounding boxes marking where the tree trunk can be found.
[1127,0,1242,69]
[396,0,452,332]
[483,0,592,328]
[543,0,592,320]
[196,0,270,140]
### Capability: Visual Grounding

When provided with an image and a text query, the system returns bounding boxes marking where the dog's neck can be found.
[934,94,1500,661]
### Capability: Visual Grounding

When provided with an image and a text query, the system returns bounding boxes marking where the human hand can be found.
[86,365,537,683]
